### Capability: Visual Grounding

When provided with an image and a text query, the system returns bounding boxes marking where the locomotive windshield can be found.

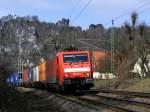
[63,54,88,63]
[63,54,75,63]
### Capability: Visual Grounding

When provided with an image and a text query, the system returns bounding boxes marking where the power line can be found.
[113,5,150,27]
[77,39,110,42]
[68,0,82,19]
[138,6,150,15]
[76,39,106,51]
[117,6,150,26]
[71,0,93,24]
[114,2,147,20]
[105,0,149,26]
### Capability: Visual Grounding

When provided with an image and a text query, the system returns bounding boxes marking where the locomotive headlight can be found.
[85,73,90,77]
[65,74,69,77]
[87,73,90,76]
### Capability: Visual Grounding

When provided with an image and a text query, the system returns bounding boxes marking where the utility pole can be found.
[111,19,115,76]
[16,29,24,81]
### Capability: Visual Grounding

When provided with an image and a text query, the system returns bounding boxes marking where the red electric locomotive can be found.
[46,50,94,92]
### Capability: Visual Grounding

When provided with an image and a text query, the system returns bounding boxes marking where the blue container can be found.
[28,68,33,82]
[10,72,19,85]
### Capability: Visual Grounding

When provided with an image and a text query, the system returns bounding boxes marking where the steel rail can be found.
[99,90,150,98]
[93,94,150,107]
[55,93,137,112]
[54,94,101,111]
[77,96,137,112]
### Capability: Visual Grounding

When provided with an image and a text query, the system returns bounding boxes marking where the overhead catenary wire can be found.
[38,0,93,51]
[71,0,93,24]
[115,6,150,26]
[71,0,148,52]
[105,0,149,26]
[138,6,150,15]
[77,39,110,42]
[114,2,148,20]
[39,0,82,46]
[77,39,106,51]
[68,0,82,19]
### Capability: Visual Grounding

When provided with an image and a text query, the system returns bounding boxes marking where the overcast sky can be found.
[0,0,149,29]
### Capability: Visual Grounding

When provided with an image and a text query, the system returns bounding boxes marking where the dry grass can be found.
[94,77,150,93]
[94,79,116,89]
[123,78,150,92]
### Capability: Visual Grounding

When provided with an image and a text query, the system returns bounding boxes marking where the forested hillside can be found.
[0,14,150,76]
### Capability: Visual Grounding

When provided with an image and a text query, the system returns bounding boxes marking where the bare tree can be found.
[0,58,14,84]
[116,12,139,80]
[131,12,138,47]
[124,12,138,48]
[136,23,150,77]
[124,12,149,78]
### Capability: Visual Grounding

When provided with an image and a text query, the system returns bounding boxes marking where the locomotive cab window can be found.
[63,54,88,63]
[63,54,75,63]
[76,54,88,62]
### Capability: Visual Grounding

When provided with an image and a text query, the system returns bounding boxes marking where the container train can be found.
[7,50,94,92]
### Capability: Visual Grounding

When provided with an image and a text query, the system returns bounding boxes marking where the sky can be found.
[0,0,150,29]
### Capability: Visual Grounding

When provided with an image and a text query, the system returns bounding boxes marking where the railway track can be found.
[98,90,150,98]
[82,89,150,112]
[93,94,150,107]
[55,89,150,112]
[20,88,150,112]
[55,93,142,112]
[54,93,101,111]
[76,96,137,112]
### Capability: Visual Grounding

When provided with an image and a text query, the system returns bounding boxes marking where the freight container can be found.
[28,68,33,82]
[33,66,39,82]
[39,62,47,82]
[9,72,19,85]
[23,69,29,82]
[46,57,58,84]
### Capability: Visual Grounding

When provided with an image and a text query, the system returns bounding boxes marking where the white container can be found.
[93,72,115,79]
[33,66,39,82]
